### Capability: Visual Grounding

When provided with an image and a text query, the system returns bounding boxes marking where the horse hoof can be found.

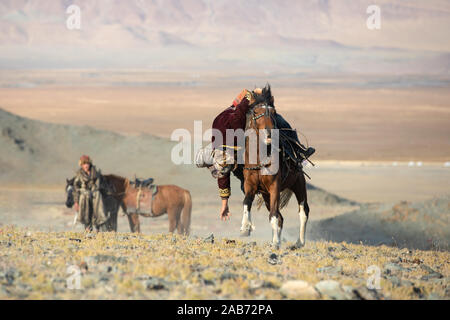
[292,240,305,249]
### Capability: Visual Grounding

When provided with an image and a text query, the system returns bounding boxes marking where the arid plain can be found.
[0,70,449,299]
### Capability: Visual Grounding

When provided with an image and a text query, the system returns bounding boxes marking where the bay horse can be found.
[99,174,192,235]
[65,175,192,235]
[240,85,310,248]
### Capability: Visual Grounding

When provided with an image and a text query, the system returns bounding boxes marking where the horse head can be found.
[249,83,276,145]
[65,177,75,208]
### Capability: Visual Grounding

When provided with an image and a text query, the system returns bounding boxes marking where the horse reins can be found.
[245,104,274,171]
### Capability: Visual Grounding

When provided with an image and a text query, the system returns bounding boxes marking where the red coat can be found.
[212,97,251,149]
[211,97,251,198]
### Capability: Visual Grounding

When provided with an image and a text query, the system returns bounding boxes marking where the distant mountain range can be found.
[1,0,449,76]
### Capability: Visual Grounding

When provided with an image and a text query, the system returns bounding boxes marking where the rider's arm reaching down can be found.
[211,90,257,220]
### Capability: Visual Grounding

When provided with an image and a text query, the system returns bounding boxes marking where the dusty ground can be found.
[0,226,448,300]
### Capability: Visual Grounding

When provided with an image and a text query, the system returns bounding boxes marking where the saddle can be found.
[132,177,154,188]
[124,177,158,216]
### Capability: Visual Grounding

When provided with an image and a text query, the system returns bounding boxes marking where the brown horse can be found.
[98,174,192,235]
[240,86,309,248]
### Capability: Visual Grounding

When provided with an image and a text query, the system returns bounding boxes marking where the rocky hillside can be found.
[304,196,450,251]
[0,107,190,186]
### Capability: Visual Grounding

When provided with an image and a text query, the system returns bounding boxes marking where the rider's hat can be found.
[79,155,92,166]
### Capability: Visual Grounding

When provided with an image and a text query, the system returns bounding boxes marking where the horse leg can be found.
[178,190,192,236]
[292,175,309,248]
[268,183,283,249]
[127,213,141,233]
[106,198,119,232]
[176,207,183,234]
[240,183,257,237]
[168,207,179,234]
[110,203,118,232]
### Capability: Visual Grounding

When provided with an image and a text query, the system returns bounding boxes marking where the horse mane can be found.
[103,174,127,182]
[252,83,274,107]
[66,177,75,185]
[102,174,129,193]
[245,83,275,129]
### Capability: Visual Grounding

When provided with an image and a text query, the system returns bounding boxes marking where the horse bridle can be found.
[245,103,275,171]
[251,103,274,124]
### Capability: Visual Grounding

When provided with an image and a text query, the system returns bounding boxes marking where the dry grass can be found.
[0,226,448,300]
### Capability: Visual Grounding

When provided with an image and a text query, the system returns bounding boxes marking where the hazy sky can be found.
[0,0,449,76]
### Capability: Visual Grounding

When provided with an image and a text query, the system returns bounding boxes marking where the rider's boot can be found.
[303,147,315,159]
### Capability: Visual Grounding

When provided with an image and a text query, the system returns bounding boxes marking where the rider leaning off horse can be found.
[73,155,109,231]
[198,85,315,220]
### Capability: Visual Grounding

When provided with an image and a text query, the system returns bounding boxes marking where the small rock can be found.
[51,278,67,292]
[420,264,436,273]
[400,248,412,255]
[316,266,343,275]
[24,231,32,237]
[249,279,273,290]
[104,285,114,293]
[420,273,443,281]
[427,293,444,300]
[220,273,238,282]
[384,263,409,275]
[249,279,264,290]
[79,261,88,272]
[419,264,443,280]
[385,275,401,287]
[99,264,115,274]
[144,277,168,290]
[400,279,414,287]
[202,279,215,286]
[267,253,280,265]
[412,286,424,298]
[203,233,214,244]
[315,280,353,300]
[249,279,276,290]
[280,280,320,299]
[5,269,18,286]
[93,254,127,264]
[247,241,257,247]
[352,286,382,300]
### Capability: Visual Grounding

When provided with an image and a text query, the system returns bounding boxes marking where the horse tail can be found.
[180,189,192,236]
[255,189,293,210]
